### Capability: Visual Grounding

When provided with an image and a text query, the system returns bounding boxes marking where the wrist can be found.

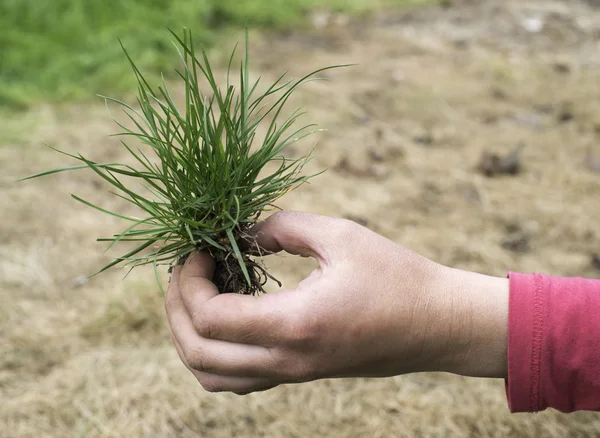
[436,267,509,378]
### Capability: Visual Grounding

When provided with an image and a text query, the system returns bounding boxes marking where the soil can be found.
[2,0,600,437]
[170,229,278,295]
[213,254,277,295]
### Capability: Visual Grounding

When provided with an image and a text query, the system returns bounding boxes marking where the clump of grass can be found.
[21,28,344,295]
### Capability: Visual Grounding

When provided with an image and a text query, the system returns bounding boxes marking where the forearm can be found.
[437,267,509,379]
[437,267,600,413]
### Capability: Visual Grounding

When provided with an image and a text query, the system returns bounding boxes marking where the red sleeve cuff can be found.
[505,272,540,413]
[505,272,600,413]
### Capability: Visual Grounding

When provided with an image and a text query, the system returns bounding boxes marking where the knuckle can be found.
[264,210,286,231]
[286,307,321,346]
[186,345,212,373]
[288,321,316,345]
[268,210,306,234]
[286,357,317,382]
[197,317,213,339]
[191,309,214,339]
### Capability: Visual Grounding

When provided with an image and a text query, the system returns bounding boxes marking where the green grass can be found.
[20,28,344,295]
[0,0,435,108]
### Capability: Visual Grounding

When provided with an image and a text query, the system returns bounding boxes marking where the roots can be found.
[169,221,280,295]
[213,252,281,295]
[171,249,280,295]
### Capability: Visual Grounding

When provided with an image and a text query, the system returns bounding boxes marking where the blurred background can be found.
[2,0,600,436]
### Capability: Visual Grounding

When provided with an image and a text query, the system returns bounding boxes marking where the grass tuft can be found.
[21,28,346,294]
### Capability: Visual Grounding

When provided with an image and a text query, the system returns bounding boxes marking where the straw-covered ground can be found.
[2,0,600,436]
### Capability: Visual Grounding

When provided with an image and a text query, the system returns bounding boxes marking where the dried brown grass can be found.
[2,1,600,436]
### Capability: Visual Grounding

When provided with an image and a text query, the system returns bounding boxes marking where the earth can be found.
[2,0,600,436]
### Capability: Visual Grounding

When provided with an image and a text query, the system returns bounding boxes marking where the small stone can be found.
[387,145,405,159]
[368,147,385,162]
[557,110,574,123]
[499,143,524,175]
[501,235,531,253]
[334,157,351,173]
[491,88,507,100]
[522,17,544,33]
[478,144,524,177]
[72,274,89,289]
[478,152,501,177]
[553,62,571,74]
[557,101,574,123]
[453,39,469,50]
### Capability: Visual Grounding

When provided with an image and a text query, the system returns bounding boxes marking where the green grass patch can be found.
[0,0,435,108]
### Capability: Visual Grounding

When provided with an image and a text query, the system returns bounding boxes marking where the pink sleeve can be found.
[505,272,600,413]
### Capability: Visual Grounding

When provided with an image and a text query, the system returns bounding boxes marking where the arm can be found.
[165,211,600,413]
[165,211,509,390]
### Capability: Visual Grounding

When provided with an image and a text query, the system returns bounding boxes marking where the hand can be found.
[165,211,509,395]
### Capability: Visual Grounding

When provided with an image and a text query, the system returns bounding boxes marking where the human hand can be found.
[165,211,508,394]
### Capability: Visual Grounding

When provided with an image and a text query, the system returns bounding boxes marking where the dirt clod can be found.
[593,253,600,270]
[553,62,571,74]
[368,147,385,162]
[478,144,524,177]
[490,87,507,100]
[334,157,390,180]
[501,234,531,253]
[413,134,434,146]
[557,101,575,123]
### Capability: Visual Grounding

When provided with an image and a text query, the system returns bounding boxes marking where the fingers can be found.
[200,375,278,395]
[174,248,305,347]
[190,291,297,345]
[167,261,287,378]
[171,335,279,394]
[249,210,352,263]
[177,251,219,324]
[180,251,218,302]
[166,263,208,361]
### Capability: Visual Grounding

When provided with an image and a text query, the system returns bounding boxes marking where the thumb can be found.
[249,210,344,263]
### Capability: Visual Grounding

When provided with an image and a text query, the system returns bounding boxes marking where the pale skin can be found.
[165,211,509,395]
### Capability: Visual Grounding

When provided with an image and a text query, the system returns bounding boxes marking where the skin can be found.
[165,211,509,395]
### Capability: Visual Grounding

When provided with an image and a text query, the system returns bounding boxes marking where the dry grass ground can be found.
[2,0,600,436]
